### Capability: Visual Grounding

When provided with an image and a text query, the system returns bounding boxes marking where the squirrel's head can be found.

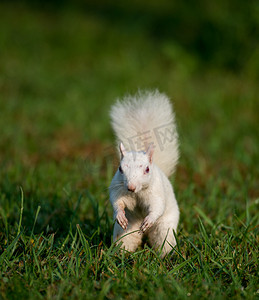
[118,142,154,193]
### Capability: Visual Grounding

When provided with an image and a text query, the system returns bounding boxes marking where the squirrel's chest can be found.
[125,193,150,216]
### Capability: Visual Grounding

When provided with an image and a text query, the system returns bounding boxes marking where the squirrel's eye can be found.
[145,166,149,174]
[119,166,123,174]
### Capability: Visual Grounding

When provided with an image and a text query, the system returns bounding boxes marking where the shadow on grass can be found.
[0,177,113,248]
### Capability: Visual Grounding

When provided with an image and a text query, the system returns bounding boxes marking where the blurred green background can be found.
[0,0,258,236]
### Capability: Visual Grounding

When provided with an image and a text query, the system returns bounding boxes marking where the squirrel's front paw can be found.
[116,210,128,230]
[140,215,155,233]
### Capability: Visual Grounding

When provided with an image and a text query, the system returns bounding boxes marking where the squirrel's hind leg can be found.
[113,220,143,252]
[147,221,177,258]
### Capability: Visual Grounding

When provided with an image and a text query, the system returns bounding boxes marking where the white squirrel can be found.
[109,90,179,257]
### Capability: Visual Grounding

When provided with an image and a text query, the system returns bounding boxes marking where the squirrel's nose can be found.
[127,183,136,192]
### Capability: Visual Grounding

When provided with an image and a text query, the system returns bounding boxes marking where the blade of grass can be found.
[30,205,41,240]
[194,205,214,227]
[17,186,24,237]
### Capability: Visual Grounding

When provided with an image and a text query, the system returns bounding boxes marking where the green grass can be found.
[0,2,258,299]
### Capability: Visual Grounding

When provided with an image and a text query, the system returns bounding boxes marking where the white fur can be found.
[110,90,179,177]
[109,90,179,257]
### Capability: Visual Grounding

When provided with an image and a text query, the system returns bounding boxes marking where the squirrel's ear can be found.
[119,142,126,158]
[146,143,154,163]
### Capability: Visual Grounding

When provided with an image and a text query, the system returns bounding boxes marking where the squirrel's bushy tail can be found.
[110,90,179,177]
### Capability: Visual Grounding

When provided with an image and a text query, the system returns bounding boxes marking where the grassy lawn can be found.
[0,2,258,299]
